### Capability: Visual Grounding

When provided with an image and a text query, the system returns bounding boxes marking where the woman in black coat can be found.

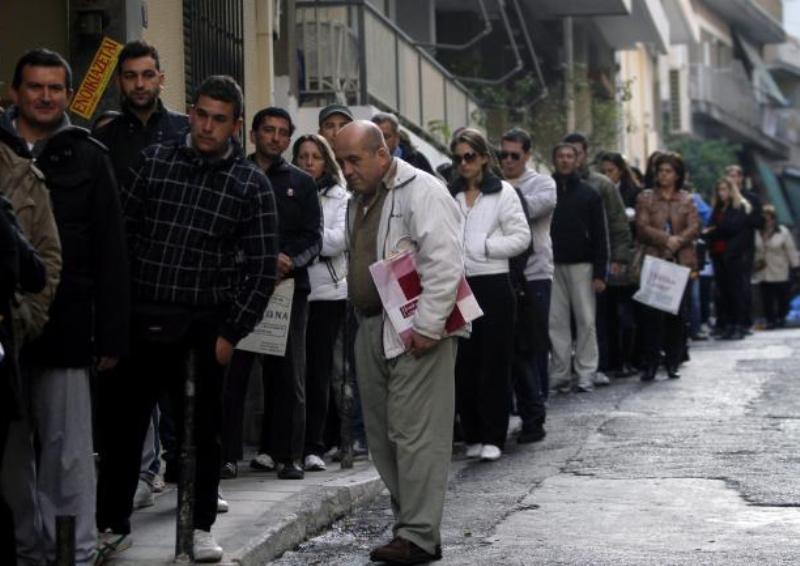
[705,178,752,340]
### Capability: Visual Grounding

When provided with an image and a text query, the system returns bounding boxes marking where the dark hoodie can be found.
[0,108,130,367]
[550,171,609,281]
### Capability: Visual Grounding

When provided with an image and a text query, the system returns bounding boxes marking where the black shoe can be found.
[277,463,304,480]
[220,461,238,479]
[666,366,681,379]
[517,426,546,444]
[640,367,656,382]
[369,537,442,564]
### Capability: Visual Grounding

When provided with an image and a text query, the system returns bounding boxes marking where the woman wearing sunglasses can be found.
[448,129,531,462]
[291,134,350,472]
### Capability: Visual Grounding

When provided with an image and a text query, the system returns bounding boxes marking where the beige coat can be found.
[754,226,799,283]
[0,140,62,343]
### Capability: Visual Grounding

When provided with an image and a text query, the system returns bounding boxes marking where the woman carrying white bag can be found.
[634,152,700,381]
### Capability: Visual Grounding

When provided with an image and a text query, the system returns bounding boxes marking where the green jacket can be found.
[583,169,632,265]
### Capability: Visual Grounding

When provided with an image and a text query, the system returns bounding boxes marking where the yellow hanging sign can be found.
[69,36,124,120]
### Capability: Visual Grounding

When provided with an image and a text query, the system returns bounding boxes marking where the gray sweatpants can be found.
[1,367,96,566]
[355,315,456,555]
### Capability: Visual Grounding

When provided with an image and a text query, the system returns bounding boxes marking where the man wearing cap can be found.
[318,104,353,147]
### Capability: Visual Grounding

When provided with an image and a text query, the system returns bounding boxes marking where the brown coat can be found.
[0,140,62,343]
[635,188,700,270]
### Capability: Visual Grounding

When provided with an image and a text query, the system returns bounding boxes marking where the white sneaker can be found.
[249,452,275,471]
[132,479,154,510]
[593,372,611,386]
[193,529,223,563]
[465,443,483,459]
[304,454,327,471]
[480,444,502,461]
[95,530,132,564]
[575,379,594,393]
[217,494,229,514]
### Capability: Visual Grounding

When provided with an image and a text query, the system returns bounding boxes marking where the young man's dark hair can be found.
[117,40,161,71]
[551,142,578,161]
[251,107,296,135]
[12,48,73,90]
[193,75,244,120]
[502,127,532,153]
[562,132,589,151]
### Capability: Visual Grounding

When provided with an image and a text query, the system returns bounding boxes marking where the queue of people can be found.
[0,39,796,566]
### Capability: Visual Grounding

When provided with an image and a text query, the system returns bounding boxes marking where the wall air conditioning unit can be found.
[668,68,691,135]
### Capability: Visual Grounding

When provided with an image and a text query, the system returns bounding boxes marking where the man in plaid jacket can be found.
[95,75,279,563]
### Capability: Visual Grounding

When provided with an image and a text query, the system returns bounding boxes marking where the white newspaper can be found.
[236,279,294,357]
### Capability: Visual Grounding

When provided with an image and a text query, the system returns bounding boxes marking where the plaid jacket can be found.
[121,137,279,343]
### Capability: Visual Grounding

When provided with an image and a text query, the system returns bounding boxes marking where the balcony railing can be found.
[689,62,762,133]
[295,0,481,139]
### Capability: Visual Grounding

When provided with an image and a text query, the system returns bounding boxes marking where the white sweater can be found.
[308,182,350,301]
[455,179,531,277]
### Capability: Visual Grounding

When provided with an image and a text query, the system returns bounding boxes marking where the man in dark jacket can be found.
[549,143,608,394]
[92,38,188,510]
[223,107,321,480]
[95,75,278,563]
[93,40,188,187]
[371,112,435,174]
[0,49,129,566]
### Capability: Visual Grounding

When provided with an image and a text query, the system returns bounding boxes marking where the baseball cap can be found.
[318,104,354,126]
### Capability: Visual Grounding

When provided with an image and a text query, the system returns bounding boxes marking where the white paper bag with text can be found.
[633,255,691,315]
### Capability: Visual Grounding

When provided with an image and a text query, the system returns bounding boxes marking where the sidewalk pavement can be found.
[108,459,383,566]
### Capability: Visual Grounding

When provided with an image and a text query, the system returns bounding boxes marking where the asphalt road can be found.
[272,329,800,565]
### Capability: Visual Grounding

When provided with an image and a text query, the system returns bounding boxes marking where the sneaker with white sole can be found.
[480,444,502,462]
[575,380,594,393]
[132,479,154,510]
[592,372,611,386]
[193,529,223,563]
[465,443,483,459]
[304,454,326,471]
[95,530,131,565]
[217,494,229,514]
[249,452,275,471]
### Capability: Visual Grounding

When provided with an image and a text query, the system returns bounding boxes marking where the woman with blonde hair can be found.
[754,204,799,329]
[449,128,531,462]
[292,134,350,471]
[705,177,752,340]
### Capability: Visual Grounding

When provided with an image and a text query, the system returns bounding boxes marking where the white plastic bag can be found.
[633,255,691,315]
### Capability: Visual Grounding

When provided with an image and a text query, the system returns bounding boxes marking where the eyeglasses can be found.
[452,151,479,165]
[498,151,523,161]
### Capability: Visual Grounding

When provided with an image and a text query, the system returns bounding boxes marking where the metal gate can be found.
[183,0,245,105]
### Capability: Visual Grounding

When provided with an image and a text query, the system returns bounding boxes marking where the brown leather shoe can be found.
[369,537,442,564]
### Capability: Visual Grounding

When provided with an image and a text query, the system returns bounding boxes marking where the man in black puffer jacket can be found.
[549,143,608,395]
[0,49,129,566]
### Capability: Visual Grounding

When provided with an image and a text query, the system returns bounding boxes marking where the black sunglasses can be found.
[452,151,479,165]
[498,151,522,161]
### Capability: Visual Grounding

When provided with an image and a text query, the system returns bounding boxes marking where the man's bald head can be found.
[334,120,392,195]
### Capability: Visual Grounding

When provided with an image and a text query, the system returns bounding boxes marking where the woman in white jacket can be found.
[291,134,350,471]
[449,129,531,462]
[755,204,799,329]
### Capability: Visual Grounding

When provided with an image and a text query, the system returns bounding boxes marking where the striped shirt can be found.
[121,138,279,343]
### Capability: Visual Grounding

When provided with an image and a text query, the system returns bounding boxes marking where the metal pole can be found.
[564,15,576,133]
[175,351,197,562]
[55,515,75,566]
[356,0,369,104]
[339,307,354,469]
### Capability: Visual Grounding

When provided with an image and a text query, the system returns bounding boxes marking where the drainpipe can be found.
[564,15,576,132]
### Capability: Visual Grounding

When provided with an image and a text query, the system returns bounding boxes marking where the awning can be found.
[737,34,790,107]
[780,169,800,224]
[755,156,794,227]
[661,0,699,45]
[595,0,670,54]
[535,0,632,17]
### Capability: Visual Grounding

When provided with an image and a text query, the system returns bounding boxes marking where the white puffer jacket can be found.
[308,181,350,301]
[453,176,531,277]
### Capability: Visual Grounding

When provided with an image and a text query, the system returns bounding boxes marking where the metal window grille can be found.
[183,0,245,107]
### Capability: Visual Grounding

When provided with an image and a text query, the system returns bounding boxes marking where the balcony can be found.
[294,0,481,143]
[701,0,785,45]
[688,62,789,158]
